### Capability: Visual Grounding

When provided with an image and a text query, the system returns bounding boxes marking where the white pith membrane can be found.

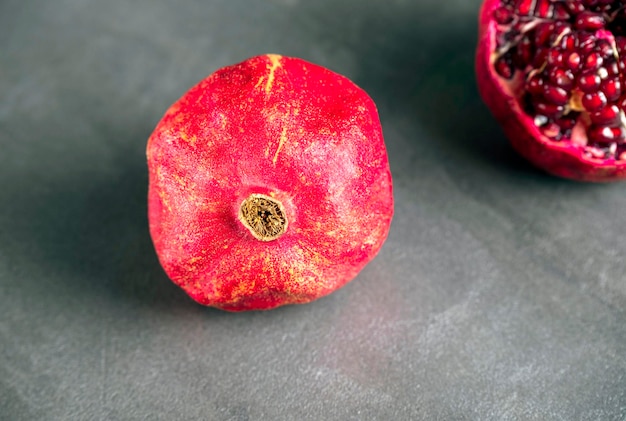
[491,0,626,161]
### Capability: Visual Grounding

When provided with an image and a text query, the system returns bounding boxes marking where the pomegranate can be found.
[476,0,626,181]
[147,54,394,311]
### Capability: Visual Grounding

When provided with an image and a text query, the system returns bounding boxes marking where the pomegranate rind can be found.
[476,0,626,182]
[147,54,394,311]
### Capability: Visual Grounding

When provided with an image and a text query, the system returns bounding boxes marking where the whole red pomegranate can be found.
[476,0,626,181]
[147,54,394,311]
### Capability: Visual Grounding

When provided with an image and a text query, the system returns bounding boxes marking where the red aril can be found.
[476,0,626,181]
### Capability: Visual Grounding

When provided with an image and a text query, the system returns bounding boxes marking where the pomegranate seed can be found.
[495,55,514,79]
[604,62,619,77]
[589,105,621,125]
[617,133,626,145]
[543,85,570,105]
[575,11,606,30]
[549,23,570,45]
[548,68,574,89]
[535,0,553,18]
[596,40,615,59]
[567,52,581,71]
[588,126,626,145]
[587,0,610,9]
[578,33,596,53]
[564,0,585,14]
[535,102,565,118]
[548,50,565,67]
[582,91,608,111]
[577,72,602,93]
[534,23,555,47]
[533,48,549,68]
[553,4,571,20]
[584,52,603,70]
[602,79,621,101]
[557,116,578,131]
[526,74,545,95]
[513,36,534,68]
[559,34,578,51]
[515,0,537,16]
[494,6,515,25]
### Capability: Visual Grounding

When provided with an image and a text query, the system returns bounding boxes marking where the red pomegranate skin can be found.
[476,0,626,182]
[147,54,394,311]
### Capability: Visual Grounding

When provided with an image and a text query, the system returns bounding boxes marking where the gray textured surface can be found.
[1,0,625,420]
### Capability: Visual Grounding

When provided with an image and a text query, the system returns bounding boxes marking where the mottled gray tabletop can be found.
[1,0,625,420]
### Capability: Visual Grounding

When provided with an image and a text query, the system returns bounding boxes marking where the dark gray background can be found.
[1,0,625,419]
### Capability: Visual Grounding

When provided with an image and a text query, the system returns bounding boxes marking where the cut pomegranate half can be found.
[476,0,626,181]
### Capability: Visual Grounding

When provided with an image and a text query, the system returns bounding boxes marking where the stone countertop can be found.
[1,0,625,419]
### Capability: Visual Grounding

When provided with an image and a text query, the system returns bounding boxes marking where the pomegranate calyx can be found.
[238,193,287,241]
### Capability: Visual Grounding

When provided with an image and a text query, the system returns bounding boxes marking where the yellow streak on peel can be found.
[272,125,288,165]
[157,189,171,212]
[187,256,202,266]
[264,54,282,94]
[155,166,172,212]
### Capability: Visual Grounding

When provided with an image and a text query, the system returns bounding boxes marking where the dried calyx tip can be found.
[239,194,287,241]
